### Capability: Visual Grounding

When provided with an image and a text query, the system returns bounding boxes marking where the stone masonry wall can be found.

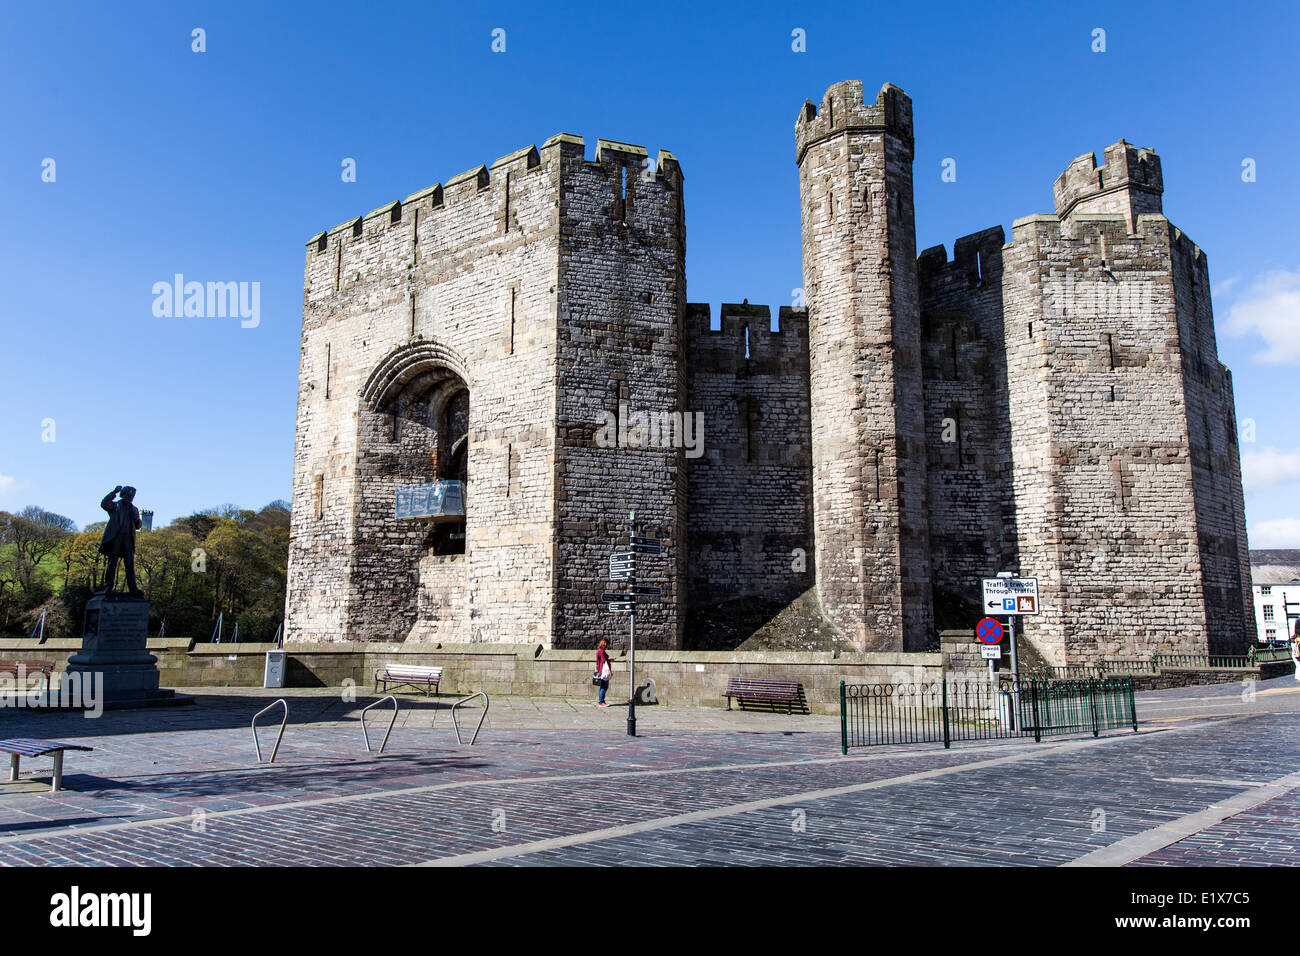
[551,140,688,650]
[289,141,566,645]
[1170,234,1256,652]
[684,303,813,608]
[286,83,1255,672]
[796,80,934,651]
[918,228,1018,619]
[1002,210,1214,664]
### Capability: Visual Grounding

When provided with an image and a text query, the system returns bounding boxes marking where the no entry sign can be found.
[977,617,1004,644]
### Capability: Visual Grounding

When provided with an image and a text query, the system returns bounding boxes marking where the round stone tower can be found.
[795,80,934,651]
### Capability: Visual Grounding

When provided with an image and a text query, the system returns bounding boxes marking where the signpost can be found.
[982,574,1038,732]
[981,575,1038,684]
[604,512,662,737]
[976,616,1004,685]
[981,577,1039,616]
[976,618,1003,644]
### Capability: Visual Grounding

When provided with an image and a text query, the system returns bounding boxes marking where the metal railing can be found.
[449,691,489,745]
[1248,645,1295,664]
[360,695,398,754]
[1153,654,1252,670]
[841,677,1137,753]
[1029,659,1155,679]
[1019,678,1137,742]
[1029,651,1280,679]
[251,698,288,763]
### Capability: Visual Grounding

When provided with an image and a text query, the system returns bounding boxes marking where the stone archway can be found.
[348,341,473,641]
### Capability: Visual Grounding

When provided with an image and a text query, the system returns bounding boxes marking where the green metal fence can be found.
[1248,645,1296,664]
[840,677,1137,753]
[1028,660,1154,679]
[1028,651,1283,679]
[1153,654,1252,670]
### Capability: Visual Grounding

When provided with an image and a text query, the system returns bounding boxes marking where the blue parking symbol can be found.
[1002,598,1015,611]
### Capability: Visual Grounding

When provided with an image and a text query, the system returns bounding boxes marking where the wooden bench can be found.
[1,738,93,792]
[723,677,804,714]
[374,664,443,697]
[0,659,54,694]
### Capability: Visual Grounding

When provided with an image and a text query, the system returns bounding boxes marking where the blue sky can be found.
[1,0,1297,543]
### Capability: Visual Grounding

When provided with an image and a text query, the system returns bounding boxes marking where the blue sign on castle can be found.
[394,481,466,520]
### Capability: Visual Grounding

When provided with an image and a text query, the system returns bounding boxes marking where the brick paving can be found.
[0,679,1296,866]
[1127,786,1300,867]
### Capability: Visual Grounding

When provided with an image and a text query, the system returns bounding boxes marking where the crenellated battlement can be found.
[1011,210,1175,250]
[795,80,913,165]
[303,134,682,256]
[685,303,809,361]
[1052,140,1163,231]
[918,226,1006,292]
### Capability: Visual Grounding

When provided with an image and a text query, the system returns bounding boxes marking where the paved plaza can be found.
[0,677,1296,866]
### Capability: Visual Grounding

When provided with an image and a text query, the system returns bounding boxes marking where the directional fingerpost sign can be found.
[601,517,665,738]
[977,617,1004,645]
[981,577,1039,616]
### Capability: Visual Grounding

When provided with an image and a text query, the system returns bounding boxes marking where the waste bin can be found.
[264,650,287,689]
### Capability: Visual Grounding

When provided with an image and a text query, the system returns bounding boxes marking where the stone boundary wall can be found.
[4,638,1282,715]
[285,644,944,716]
[0,638,939,716]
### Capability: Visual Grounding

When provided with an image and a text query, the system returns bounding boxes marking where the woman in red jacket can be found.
[595,638,613,706]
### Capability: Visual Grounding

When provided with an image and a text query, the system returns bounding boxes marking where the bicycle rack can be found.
[251,698,288,763]
[361,695,399,753]
[449,692,490,745]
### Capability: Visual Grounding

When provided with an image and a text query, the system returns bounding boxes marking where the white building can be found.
[1249,550,1300,643]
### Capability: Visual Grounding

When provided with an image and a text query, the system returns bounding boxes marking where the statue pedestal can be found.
[62,595,184,709]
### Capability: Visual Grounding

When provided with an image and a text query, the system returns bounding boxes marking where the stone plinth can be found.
[63,595,183,708]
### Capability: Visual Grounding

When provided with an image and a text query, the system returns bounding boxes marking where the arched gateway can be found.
[351,343,473,639]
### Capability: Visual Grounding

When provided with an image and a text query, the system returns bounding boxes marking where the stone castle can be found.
[286,80,1255,665]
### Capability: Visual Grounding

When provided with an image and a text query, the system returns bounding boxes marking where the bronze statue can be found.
[99,485,143,597]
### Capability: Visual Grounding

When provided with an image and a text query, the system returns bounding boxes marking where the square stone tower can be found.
[997,143,1253,662]
[287,136,686,649]
[796,81,934,651]
[918,138,1255,663]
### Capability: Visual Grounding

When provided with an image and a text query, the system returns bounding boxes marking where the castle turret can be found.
[796,81,934,651]
[1053,140,1163,233]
